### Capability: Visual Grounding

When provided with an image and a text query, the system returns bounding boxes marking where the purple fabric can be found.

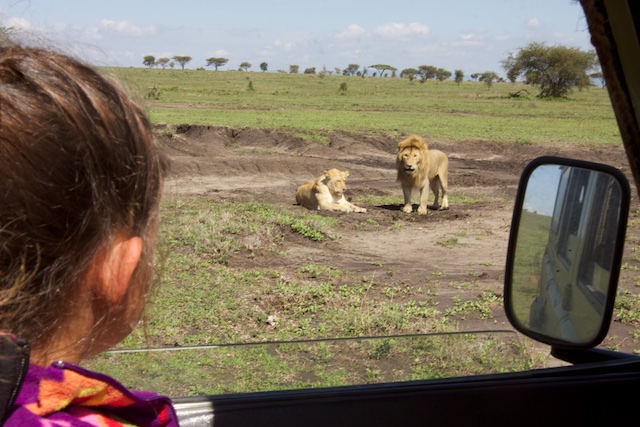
[5,361,180,426]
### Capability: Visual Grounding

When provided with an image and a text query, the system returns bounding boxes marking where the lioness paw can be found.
[401,204,413,213]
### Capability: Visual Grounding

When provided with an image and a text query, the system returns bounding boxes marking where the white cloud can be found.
[257,47,275,58]
[335,24,367,39]
[374,22,429,39]
[82,25,102,41]
[527,17,541,28]
[337,48,362,59]
[274,39,295,52]
[212,49,230,56]
[453,32,484,47]
[99,19,156,37]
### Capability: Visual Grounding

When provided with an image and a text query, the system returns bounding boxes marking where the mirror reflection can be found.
[510,164,623,344]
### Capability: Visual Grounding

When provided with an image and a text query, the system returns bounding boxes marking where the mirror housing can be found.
[504,156,630,349]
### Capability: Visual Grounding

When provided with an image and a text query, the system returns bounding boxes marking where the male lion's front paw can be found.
[356,207,367,213]
[401,204,413,213]
[417,205,428,214]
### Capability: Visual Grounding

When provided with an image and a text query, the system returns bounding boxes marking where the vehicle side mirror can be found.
[504,156,630,349]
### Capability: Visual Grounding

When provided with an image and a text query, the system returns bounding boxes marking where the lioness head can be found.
[397,135,429,182]
[323,168,349,196]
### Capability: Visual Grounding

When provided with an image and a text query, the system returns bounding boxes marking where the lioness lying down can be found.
[296,169,367,213]
[396,134,449,214]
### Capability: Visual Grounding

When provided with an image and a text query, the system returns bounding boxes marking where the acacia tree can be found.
[454,70,464,85]
[239,61,251,71]
[435,68,452,81]
[418,65,437,82]
[172,56,192,69]
[401,68,420,81]
[289,64,299,74]
[590,72,605,88]
[143,55,156,68]
[369,64,397,77]
[156,58,170,69]
[206,57,228,70]
[260,62,268,72]
[479,71,500,89]
[345,64,360,76]
[502,42,598,97]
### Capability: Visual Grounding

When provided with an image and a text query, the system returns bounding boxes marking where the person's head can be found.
[0,45,167,364]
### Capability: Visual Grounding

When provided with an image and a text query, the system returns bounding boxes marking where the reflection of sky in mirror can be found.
[523,165,562,216]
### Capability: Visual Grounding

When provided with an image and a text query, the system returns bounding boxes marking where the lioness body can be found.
[296,169,367,213]
[396,135,449,214]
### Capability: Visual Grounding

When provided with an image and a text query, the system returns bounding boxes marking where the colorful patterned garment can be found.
[5,361,179,426]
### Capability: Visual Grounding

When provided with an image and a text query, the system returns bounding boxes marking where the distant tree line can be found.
[1,25,599,99]
[143,55,192,70]
[141,41,599,98]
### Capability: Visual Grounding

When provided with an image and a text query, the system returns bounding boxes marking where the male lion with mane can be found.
[396,134,449,214]
[296,168,367,213]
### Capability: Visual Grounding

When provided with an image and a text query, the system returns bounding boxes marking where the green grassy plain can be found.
[84,68,635,396]
[105,67,619,146]
[88,199,536,396]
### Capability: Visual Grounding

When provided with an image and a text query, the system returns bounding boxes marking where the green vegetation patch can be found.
[161,198,339,264]
[84,195,539,396]
[104,67,619,146]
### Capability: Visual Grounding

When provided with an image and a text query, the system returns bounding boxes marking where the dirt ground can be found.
[158,124,640,357]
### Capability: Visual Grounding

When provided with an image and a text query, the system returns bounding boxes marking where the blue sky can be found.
[2,0,592,75]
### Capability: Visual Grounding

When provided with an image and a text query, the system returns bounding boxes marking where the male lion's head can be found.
[396,135,429,183]
[323,168,349,196]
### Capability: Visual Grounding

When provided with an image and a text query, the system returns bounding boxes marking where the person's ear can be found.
[97,236,143,305]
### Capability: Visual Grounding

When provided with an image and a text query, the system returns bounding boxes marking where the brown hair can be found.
[0,45,167,353]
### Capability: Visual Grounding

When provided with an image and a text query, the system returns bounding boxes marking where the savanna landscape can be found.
[86,68,640,397]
